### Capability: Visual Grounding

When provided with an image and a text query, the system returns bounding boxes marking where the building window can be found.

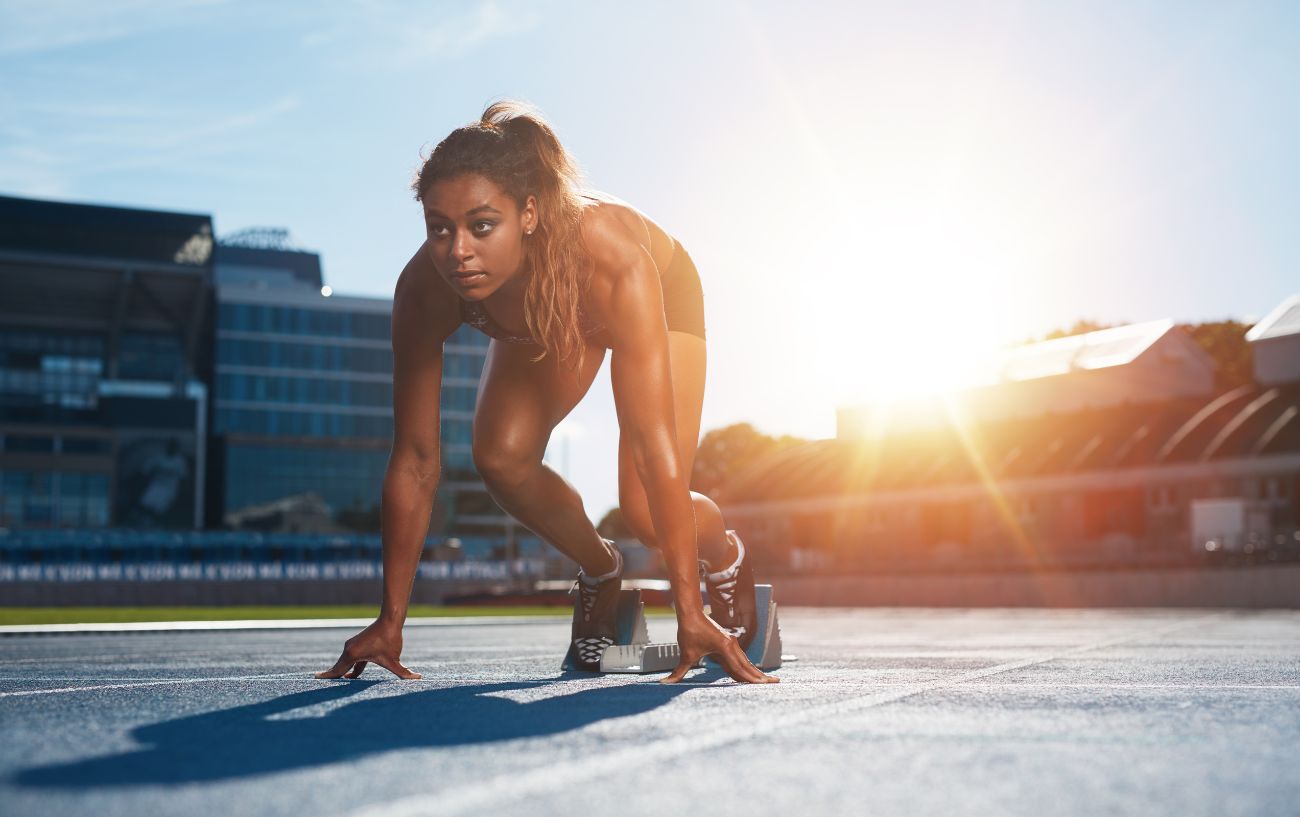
[119,332,185,380]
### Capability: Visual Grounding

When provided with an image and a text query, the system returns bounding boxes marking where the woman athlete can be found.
[316,101,777,684]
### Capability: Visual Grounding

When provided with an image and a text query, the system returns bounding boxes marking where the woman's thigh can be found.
[473,339,607,478]
[617,331,706,541]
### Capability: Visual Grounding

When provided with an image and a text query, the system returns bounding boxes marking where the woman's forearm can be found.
[378,456,440,625]
[638,460,706,618]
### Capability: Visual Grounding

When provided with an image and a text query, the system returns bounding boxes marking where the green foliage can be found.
[1178,319,1254,390]
[1039,318,1120,341]
[594,422,811,521]
[690,422,807,499]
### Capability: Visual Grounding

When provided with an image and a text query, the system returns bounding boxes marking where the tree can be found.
[593,422,811,526]
[1178,319,1254,390]
[690,422,808,498]
[1040,318,1120,341]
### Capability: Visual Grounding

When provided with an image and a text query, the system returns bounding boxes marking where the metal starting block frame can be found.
[561,584,786,674]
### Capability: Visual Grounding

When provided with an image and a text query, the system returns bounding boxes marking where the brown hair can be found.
[412,100,590,372]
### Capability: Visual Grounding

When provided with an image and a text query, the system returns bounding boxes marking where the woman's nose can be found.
[451,231,473,261]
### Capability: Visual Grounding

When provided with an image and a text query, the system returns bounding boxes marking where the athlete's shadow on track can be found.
[14,671,726,788]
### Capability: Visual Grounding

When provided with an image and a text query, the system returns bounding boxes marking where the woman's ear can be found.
[522,195,539,234]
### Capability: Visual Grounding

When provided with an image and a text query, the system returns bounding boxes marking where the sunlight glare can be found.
[810,159,1040,408]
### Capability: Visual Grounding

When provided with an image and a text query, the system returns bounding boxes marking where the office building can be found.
[0,195,211,529]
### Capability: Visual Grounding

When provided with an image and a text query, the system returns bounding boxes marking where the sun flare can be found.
[807,201,1029,405]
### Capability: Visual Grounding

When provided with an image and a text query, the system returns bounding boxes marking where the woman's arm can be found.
[587,216,701,616]
[584,212,775,683]
[316,245,458,680]
[378,259,451,625]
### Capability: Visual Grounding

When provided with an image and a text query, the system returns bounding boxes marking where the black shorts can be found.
[662,240,706,341]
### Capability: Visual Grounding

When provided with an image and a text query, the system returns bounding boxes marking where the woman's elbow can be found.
[388,446,441,486]
[632,442,685,486]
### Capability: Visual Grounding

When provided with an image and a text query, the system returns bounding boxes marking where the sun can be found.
[804,208,1024,407]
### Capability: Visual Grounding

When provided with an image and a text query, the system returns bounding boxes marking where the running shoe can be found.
[568,538,624,672]
[701,529,758,651]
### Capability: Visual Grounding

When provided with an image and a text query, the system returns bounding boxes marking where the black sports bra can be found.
[458,297,605,345]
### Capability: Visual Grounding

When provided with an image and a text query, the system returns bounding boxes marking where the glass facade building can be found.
[211,244,521,548]
[0,193,538,559]
[0,194,212,529]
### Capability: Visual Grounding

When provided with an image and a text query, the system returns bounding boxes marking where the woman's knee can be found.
[620,490,721,549]
[471,436,543,493]
[692,491,725,533]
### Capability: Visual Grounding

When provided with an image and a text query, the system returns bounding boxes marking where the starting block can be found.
[561,584,788,674]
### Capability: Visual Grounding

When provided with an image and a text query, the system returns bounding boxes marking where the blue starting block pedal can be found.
[702,583,786,673]
[562,584,789,674]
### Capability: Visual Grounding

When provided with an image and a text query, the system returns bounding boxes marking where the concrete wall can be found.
[1253,335,1300,386]
[5,566,1298,609]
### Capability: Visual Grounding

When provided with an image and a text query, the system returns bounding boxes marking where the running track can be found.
[2,608,1298,817]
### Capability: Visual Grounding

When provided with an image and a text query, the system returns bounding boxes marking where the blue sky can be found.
[3,0,1299,523]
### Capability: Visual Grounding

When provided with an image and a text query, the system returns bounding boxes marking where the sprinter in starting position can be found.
[317,101,776,684]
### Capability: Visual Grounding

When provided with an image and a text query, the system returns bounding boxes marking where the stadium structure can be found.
[721,304,1300,573]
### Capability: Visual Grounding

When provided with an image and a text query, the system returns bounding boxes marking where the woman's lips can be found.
[453,272,486,284]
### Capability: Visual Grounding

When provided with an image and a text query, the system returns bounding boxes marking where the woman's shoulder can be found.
[392,241,462,344]
[577,190,676,272]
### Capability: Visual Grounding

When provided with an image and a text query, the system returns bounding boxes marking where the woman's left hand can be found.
[661,613,779,684]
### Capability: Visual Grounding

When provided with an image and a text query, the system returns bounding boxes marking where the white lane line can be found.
[346,614,1224,817]
[0,653,660,692]
[0,616,572,635]
[0,652,584,695]
[0,672,307,698]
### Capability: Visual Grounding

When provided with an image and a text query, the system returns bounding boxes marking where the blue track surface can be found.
[2,608,1298,817]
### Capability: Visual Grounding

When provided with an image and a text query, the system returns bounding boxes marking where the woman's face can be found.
[422,173,537,300]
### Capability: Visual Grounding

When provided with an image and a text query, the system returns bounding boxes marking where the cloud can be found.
[299,0,541,71]
[0,0,229,57]
[0,94,301,196]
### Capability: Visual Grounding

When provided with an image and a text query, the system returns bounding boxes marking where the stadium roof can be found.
[721,381,1300,504]
[971,319,1177,385]
[0,194,212,269]
[1245,293,1300,342]
[214,244,323,289]
[0,195,213,366]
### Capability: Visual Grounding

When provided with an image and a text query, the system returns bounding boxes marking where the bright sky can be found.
[3,0,1299,524]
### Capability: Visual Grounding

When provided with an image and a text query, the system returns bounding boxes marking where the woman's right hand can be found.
[315,618,422,680]
[663,611,779,685]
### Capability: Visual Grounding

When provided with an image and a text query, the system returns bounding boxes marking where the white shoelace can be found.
[570,541,622,665]
[574,636,613,664]
[702,531,747,639]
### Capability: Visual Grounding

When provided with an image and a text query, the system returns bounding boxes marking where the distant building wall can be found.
[1252,337,1300,386]
[0,195,214,529]
[1246,293,1300,386]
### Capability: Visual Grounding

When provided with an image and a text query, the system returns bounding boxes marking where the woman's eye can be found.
[428,224,449,238]
[473,221,495,234]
